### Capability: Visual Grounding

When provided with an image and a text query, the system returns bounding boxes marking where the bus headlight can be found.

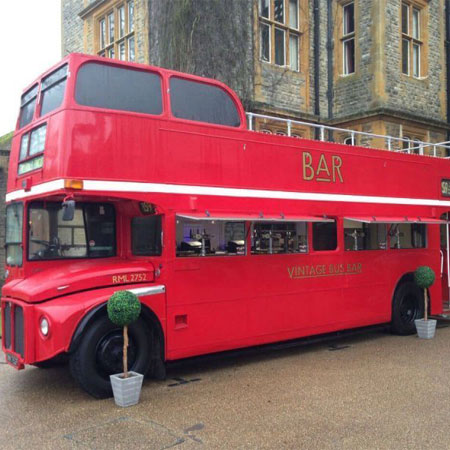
[40,317,49,336]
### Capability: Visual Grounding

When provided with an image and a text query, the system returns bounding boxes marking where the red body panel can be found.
[2,54,449,367]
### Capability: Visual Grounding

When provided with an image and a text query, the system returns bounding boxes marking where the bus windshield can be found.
[28,202,116,260]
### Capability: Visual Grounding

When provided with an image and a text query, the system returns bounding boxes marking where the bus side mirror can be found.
[62,199,75,221]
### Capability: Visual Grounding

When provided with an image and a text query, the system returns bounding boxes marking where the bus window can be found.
[75,62,163,115]
[170,77,241,127]
[251,222,308,254]
[313,221,337,251]
[344,220,387,251]
[389,223,427,249]
[132,216,162,256]
[5,203,24,266]
[176,218,245,257]
[40,64,68,117]
[19,84,38,129]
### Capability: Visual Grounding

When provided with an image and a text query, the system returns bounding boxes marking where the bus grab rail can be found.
[246,112,450,158]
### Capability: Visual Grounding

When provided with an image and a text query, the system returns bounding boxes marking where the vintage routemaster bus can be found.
[3,53,450,398]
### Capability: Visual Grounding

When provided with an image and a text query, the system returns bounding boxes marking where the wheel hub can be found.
[400,295,417,324]
[96,330,137,375]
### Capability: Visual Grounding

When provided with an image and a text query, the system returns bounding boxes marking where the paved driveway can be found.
[1,325,450,449]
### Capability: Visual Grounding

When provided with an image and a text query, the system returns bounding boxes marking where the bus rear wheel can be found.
[69,315,151,398]
[391,281,424,335]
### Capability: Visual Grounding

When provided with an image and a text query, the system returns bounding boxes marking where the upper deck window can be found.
[40,64,68,117]
[169,77,241,127]
[75,62,162,115]
[19,85,38,129]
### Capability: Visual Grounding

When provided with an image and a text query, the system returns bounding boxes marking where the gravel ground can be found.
[1,325,450,449]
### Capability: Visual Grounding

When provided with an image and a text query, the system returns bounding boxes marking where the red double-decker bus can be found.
[3,53,450,398]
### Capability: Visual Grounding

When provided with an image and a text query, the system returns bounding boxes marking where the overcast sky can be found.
[0,1,62,137]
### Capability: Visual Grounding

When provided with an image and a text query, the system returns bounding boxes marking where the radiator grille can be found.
[14,306,24,358]
[2,303,24,357]
[4,303,11,350]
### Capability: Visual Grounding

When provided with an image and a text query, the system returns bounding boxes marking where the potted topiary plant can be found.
[414,266,437,339]
[107,290,144,407]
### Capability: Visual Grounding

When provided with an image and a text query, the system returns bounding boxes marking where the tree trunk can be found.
[123,325,128,378]
[424,289,428,321]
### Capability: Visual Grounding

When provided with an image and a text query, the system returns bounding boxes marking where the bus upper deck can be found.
[7,53,450,208]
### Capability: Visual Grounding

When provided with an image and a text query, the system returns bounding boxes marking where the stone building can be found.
[58,0,448,153]
[0,145,11,291]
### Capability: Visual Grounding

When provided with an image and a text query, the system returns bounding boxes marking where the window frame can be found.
[168,76,241,128]
[39,64,68,118]
[258,0,302,72]
[344,220,387,251]
[388,222,427,250]
[312,220,338,252]
[5,203,24,267]
[18,124,47,175]
[19,84,39,129]
[131,215,163,257]
[96,1,135,62]
[27,202,116,262]
[176,217,247,258]
[341,1,355,76]
[401,2,424,79]
[251,221,309,255]
[74,61,164,116]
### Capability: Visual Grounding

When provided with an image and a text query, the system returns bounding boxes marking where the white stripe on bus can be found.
[6,178,450,208]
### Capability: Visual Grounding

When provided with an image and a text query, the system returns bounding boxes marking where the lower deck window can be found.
[251,222,308,254]
[313,221,337,251]
[389,223,427,249]
[176,218,245,257]
[132,216,162,256]
[344,220,387,251]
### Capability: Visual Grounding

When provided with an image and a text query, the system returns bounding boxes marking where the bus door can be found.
[440,214,450,306]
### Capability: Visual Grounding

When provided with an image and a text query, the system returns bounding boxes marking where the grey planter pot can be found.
[110,371,144,407]
[414,319,437,339]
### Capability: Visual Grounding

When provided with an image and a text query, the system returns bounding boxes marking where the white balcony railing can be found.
[246,112,450,158]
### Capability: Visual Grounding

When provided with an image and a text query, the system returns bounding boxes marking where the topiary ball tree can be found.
[414,266,435,321]
[107,291,141,378]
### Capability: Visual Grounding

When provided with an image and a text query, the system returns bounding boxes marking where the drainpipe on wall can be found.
[313,0,320,118]
[446,0,450,151]
[313,0,321,139]
[327,0,334,141]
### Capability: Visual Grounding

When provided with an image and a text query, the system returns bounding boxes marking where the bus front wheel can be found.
[391,281,424,335]
[69,314,151,398]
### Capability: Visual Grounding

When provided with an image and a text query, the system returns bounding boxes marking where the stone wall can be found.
[383,0,446,122]
[61,0,85,55]
[332,0,375,120]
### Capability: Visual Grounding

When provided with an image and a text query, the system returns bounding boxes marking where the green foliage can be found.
[158,0,253,108]
[0,131,13,149]
[107,291,141,327]
[414,266,435,289]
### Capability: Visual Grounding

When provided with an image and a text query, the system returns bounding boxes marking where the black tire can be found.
[391,281,425,335]
[69,315,151,398]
